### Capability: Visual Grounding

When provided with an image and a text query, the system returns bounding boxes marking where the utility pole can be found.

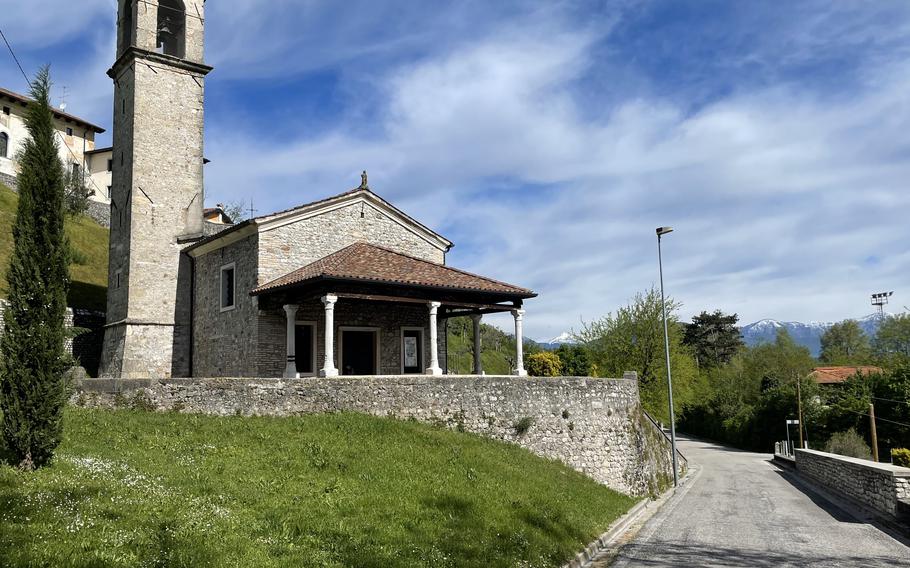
[869,402,879,462]
[796,374,804,449]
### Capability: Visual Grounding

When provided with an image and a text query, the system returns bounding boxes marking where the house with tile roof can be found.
[809,366,883,385]
[99,0,534,379]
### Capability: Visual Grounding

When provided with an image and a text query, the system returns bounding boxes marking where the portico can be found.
[251,242,536,378]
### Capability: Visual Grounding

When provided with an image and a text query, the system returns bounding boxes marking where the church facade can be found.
[100,0,535,379]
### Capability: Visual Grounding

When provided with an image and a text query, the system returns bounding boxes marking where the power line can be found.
[871,395,910,407]
[0,28,27,80]
[830,402,910,431]
[0,26,107,198]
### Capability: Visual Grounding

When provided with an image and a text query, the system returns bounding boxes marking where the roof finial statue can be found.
[359,170,369,190]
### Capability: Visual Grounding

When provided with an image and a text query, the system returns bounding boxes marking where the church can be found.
[100,0,535,379]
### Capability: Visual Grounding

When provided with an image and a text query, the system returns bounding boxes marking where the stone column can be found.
[471,314,483,375]
[320,294,339,377]
[426,301,443,376]
[512,308,527,376]
[283,304,299,378]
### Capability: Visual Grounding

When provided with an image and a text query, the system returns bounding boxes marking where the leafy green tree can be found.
[873,314,910,368]
[526,352,562,377]
[0,68,71,470]
[577,288,699,423]
[554,344,591,376]
[819,320,871,365]
[682,310,744,368]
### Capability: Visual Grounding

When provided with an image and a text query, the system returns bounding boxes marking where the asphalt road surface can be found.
[609,436,910,567]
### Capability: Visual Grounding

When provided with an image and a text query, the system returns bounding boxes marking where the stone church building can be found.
[100,0,535,379]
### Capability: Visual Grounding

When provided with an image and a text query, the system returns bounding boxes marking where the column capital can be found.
[322,294,338,306]
[470,313,482,323]
[511,308,525,320]
[427,301,441,313]
[283,304,299,316]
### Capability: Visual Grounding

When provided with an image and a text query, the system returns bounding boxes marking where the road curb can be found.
[562,465,700,568]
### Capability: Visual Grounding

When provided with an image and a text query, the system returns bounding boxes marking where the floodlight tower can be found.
[871,292,893,321]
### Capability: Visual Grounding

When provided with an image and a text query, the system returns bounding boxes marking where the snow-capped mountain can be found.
[740,313,890,357]
[535,331,577,350]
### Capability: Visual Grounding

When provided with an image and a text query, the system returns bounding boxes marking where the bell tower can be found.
[100,0,212,378]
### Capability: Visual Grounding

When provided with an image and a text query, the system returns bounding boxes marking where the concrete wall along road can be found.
[74,374,680,497]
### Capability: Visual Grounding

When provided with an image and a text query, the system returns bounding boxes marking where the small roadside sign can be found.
[786,419,800,425]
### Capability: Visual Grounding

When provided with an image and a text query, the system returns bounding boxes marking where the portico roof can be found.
[251,242,535,299]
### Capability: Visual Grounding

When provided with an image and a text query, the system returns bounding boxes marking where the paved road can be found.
[609,436,910,567]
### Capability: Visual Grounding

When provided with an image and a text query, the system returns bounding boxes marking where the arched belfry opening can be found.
[157,0,186,58]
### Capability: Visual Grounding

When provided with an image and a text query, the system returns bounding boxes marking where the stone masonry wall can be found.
[795,448,910,521]
[257,200,446,286]
[73,375,679,497]
[193,233,260,377]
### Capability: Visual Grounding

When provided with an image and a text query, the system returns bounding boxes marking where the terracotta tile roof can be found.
[0,86,106,133]
[809,366,883,385]
[252,242,535,298]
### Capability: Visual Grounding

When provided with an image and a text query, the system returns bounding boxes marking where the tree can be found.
[526,352,561,377]
[682,310,744,368]
[0,67,71,470]
[577,288,699,423]
[221,200,246,224]
[873,314,910,368]
[819,320,871,365]
[63,168,93,217]
[554,344,591,376]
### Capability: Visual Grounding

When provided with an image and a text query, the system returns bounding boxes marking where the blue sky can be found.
[1,1,909,340]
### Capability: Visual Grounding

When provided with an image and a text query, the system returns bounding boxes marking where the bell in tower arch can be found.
[156,0,186,58]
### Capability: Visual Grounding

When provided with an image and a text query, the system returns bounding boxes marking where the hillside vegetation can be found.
[0,408,635,567]
[0,183,108,310]
[445,317,542,375]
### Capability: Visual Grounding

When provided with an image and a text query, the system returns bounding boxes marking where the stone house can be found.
[99,0,535,379]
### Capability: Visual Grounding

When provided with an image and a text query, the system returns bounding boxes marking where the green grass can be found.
[0,183,109,310]
[0,408,636,567]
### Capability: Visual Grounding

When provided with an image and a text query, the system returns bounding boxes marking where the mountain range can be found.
[539,313,891,357]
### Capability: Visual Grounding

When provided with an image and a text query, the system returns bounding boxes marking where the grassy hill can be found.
[0,408,635,567]
[0,183,108,310]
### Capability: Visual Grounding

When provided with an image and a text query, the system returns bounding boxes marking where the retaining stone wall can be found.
[0,172,18,191]
[795,448,910,521]
[73,374,680,496]
[0,300,106,376]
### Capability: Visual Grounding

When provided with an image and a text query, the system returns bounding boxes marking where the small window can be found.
[107,159,113,172]
[66,127,73,136]
[220,263,236,311]
[107,185,112,197]
[72,163,81,178]
[0,132,7,158]
[2,107,9,115]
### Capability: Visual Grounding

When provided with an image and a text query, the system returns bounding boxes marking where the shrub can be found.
[824,429,872,460]
[892,448,910,468]
[526,352,562,377]
[513,417,534,436]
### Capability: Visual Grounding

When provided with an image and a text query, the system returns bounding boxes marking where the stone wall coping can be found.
[795,448,910,477]
[77,375,635,392]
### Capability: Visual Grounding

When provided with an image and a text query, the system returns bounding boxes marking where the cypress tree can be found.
[0,67,71,470]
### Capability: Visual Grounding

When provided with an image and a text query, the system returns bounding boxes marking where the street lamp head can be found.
[656,226,674,236]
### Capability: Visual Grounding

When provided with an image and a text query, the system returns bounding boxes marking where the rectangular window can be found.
[220,263,236,311]
[2,106,9,115]
[107,159,113,172]
[72,163,81,178]
[295,322,316,375]
[66,127,73,136]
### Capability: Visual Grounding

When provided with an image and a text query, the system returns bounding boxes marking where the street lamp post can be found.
[656,226,679,487]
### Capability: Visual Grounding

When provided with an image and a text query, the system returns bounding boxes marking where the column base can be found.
[284,364,300,379]
[320,368,339,378]
[512,369,528,377]
[425,366,443,376]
